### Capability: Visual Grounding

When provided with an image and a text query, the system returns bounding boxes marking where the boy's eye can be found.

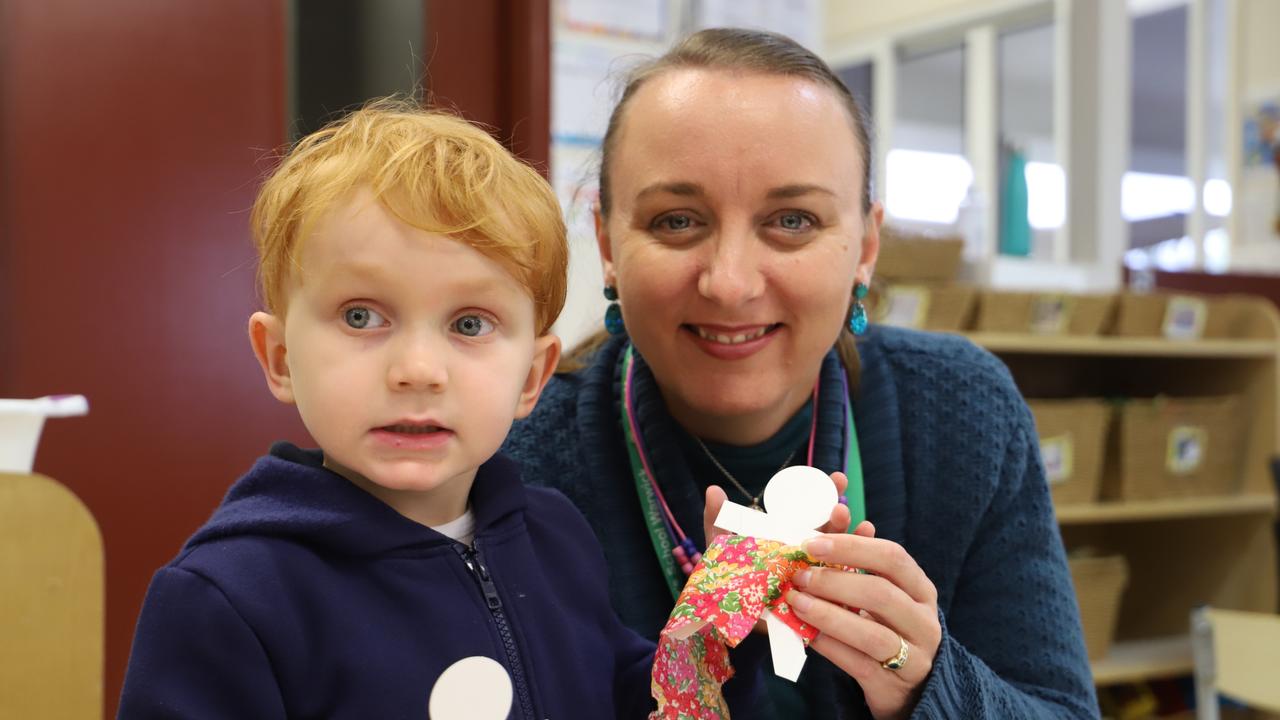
[453,314,495,337]
[344,306,385,329]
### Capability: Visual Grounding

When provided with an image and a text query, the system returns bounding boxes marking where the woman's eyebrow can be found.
[637,181,703,199]
[766,184,836,200]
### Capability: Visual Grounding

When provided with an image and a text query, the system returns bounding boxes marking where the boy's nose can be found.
[387,337,448,391]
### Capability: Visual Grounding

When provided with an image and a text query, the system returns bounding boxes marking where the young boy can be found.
[118,101,671,718]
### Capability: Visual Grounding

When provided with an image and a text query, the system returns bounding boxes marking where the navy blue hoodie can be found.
[118,443,663,719]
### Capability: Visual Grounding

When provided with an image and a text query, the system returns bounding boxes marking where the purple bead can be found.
[838,495,849,505]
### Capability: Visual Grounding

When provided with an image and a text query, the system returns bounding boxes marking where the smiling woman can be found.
[504,27,1096,719]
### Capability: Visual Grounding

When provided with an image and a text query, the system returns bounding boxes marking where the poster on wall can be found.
[696,0,821,51]
[1242,99,1280,237]
[1243,100,1279,168]
[559,0,667,41]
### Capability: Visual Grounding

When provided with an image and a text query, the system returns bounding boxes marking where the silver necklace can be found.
[692,436,798,511]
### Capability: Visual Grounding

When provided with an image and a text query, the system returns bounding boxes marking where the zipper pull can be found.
[462,547,503,611]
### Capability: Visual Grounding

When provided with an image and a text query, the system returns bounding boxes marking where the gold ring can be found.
[880,634,909,671]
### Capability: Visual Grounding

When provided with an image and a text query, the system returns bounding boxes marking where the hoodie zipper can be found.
[456,542,537,719]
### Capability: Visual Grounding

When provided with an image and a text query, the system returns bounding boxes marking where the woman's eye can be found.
[652,213,695,232]
[453,314,495,337]
[343,306,385,329]
[776,212,815,231]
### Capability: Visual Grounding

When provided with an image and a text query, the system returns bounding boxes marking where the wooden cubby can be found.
[963,296,1280,687]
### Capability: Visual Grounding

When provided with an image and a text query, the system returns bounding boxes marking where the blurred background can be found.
[3,1,1280,718]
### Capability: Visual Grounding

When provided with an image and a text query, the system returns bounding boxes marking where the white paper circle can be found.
[428,656,513,720]
[762,465,837,530]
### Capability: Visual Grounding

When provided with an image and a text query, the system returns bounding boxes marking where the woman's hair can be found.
[598,27,874,218]
[251,97,568,335]
[565,28,870,390]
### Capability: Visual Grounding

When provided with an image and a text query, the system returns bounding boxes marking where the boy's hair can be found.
[251,98,568,334]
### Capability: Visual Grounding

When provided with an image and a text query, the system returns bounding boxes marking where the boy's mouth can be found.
[379,423,448,434]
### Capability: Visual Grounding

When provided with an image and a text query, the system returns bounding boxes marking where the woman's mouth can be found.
[686,323,781,345]
[682,323,782,360]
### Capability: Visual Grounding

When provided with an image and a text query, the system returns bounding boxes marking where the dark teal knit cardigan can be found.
[503,327,1097,719]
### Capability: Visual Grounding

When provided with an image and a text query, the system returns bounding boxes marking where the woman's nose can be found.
[697,225,765,306]
[386,334,448,391]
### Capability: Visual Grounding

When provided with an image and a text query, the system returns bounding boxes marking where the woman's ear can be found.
[248,312,295,404]
[594,204,616,286]
[857,200,884,280]
[515,334,563,419]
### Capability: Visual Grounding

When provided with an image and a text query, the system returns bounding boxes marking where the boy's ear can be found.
[594,204,616,286]
[248,311,295,405]
[514,333,562,420]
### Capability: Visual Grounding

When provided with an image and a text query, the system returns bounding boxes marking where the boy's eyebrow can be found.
[329,260,518,297]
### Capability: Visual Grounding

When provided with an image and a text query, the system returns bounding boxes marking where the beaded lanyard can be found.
[619,344,866,600]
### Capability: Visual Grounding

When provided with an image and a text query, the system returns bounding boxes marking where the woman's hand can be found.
[785,531,942,720]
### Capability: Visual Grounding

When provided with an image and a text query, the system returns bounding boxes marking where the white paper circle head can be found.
[428,656,513,720]
[762,465,837,530]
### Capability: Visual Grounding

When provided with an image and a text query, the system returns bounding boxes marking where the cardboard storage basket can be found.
[1114,293,1272,340]
[1104,395,1245,501]
[1069,554,1129,660]
[870,282,976,332]
[875,228,965,283]
[1028,399,1112,505]
[976,292,1115,336]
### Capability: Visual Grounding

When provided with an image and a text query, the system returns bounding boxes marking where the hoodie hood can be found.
[185,442,528,556]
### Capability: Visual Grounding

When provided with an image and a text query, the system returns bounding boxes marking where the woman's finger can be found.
[831,471,849,495]
[784,589,921,681]
[703,485,728,544]
[793,566,931,644]
[807,632,925,720]
[802,534,938,606]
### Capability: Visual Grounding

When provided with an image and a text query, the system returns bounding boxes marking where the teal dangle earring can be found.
[604,285,626,335]
[849,281,869,335]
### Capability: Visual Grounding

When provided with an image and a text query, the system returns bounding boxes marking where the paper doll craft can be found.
[650,466,838,719]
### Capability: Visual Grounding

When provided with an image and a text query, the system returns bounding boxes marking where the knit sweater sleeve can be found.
[909,418,1097,719]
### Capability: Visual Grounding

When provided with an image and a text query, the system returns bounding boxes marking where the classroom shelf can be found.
[1055,494,1278,525]
[964,332,1279,359]
[1091,635,1193,686]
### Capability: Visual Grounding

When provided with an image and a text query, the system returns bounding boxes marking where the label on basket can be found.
[1166,425,1207,475]
[1040,434,1074,484]
[1162,296,1207,340]
[1030,294,1071,335]
[882,285,931,329]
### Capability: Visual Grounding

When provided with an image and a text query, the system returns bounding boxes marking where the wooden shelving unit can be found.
[1090,636,1193,686]
[967,296,1280,687]
[1055,495,1278,525]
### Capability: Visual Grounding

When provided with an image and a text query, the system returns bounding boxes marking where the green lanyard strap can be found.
[619,345,866,600]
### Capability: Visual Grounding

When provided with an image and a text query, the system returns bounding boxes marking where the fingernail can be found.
[793,569,811,587]
[803,538,833,558]
[787,590,812,613]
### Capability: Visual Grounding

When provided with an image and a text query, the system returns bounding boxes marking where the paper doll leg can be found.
[763,610,808,682]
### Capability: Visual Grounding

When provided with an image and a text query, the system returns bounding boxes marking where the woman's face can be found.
[598,68,881,444]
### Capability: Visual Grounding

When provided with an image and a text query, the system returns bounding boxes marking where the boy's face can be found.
[249,189,559,525]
